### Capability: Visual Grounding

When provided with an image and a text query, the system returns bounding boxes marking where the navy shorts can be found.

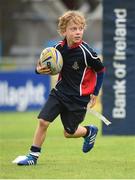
[38,89,87,134]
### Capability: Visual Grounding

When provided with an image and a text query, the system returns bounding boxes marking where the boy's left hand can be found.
[89,94,97,108]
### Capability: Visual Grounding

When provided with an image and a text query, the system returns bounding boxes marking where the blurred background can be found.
[0,0,102,70]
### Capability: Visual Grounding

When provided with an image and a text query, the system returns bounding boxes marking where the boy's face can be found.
[63,20,84,46]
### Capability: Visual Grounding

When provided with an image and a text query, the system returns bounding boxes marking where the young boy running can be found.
[17,10,105,165]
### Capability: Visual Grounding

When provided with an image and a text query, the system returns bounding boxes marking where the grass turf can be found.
[0,111,135,179]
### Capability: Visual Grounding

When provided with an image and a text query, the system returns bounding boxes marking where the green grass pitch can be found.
[0,111,135,179]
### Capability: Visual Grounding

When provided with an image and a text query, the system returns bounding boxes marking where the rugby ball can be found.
[40,47,63,75]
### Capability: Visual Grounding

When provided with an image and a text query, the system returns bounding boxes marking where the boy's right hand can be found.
[36,59,51,74]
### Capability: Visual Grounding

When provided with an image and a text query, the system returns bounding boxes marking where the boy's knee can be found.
[64,129,75,138]
[39,119,50,130]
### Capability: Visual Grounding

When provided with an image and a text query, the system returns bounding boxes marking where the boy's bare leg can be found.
[32,119,50,147]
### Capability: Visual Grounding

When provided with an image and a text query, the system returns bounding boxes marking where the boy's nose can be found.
[76,29,81,34]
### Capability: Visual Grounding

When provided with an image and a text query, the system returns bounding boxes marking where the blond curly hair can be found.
[58,11,87,36]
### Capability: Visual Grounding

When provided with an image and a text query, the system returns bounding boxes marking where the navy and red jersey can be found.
[53,39,105,106]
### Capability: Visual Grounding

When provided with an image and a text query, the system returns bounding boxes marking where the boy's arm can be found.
[93,68,105,96]
[85,47,105,107]
[86,49,105,95]
[89,68,105,108]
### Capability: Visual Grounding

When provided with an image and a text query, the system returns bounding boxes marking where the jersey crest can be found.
[72,61,79,70]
